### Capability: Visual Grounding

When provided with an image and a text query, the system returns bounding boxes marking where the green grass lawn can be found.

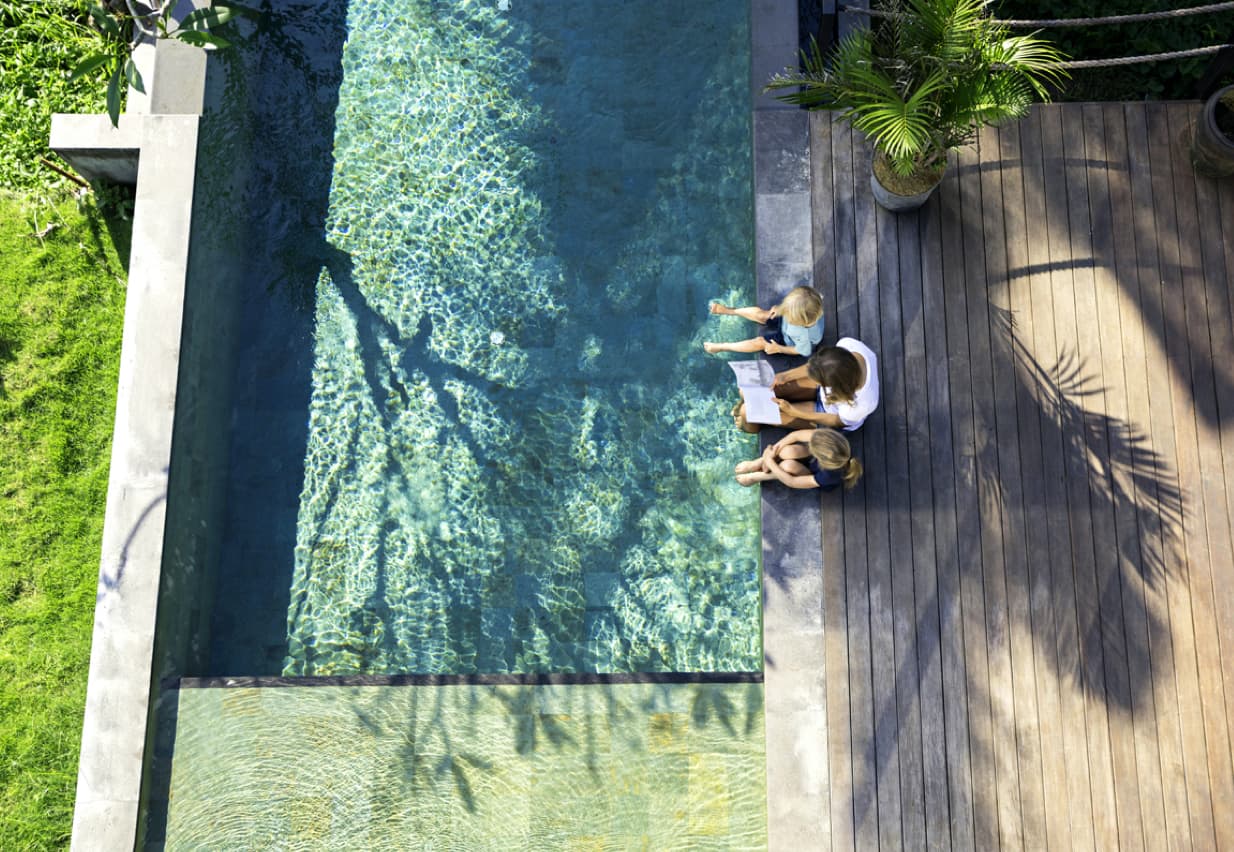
[0,191,128,849]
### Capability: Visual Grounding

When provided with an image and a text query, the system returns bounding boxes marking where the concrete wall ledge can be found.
[50,113,144,185]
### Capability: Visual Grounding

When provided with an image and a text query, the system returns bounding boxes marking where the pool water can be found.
[162,681,766,849]
[202,0,759,678]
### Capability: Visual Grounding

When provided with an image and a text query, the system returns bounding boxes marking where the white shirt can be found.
[819,337,879,430]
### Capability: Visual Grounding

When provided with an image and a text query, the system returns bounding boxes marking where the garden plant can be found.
[767,0,1067,207]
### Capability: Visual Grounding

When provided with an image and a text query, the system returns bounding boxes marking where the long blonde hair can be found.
[775,286,824,327]
[808,428,863,490]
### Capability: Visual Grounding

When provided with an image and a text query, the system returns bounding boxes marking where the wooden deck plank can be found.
[985,120,1051,852]
[1098,101,1172,852]
[835,116,879,852]
[1056,105,1123,851]
[1012,106,1076,852]
[1118,100,1195,852]
[1175,105,1234,789]
[1163,103,1234,843]
[945,141,1000,852]
[1138,102,1219,851]
[921,166,976,852]
[969,125,1024,851]
[1031,103,1100,844]
[813,111,856,852]
[1077,102,1147,850]
[877,178,929,852]
[859,130,907,852]
[899,190,950,852]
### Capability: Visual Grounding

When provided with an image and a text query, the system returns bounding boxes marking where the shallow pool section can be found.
[160,681,766,849]
[198,0,759,677]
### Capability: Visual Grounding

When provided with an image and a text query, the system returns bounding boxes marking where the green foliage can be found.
[70,1,242,126]
[767,0,1067,176]
[0,191,127,848]
[995,0,1234,101]
[0,1,105,191]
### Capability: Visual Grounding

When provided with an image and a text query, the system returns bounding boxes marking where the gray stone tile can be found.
[755,192,812,266]
[756,259,815,305]
[751,40,800,111]
[755,111,811,194]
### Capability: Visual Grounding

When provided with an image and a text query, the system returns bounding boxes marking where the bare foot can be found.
[736,473,761,487]
[709,302,732,316]
[734,459,763,474]
[703,342,721,353]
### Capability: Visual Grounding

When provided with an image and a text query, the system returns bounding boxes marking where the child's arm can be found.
[774,398,844,429]
[770,429,816,454]
[763,340,799,356]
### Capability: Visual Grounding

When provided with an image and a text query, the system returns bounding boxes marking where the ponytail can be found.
[842,457,863,490]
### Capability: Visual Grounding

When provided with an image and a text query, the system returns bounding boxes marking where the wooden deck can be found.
[809,102,1234,850]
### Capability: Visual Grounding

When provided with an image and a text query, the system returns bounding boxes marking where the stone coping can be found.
[751,3,828,850]
[55,25,210,852]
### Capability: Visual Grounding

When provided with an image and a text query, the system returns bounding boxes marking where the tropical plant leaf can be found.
[88,4,120,39]
[105,65,122,127]
[122,57,145,95]
[178,6,236,33]
[175,29,231,50]
[68,52,112,82]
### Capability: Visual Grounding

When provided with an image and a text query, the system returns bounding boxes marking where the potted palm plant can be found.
[767,0,1066,211]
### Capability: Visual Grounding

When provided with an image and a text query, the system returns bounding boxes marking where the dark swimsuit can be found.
[807,457,844,491]
[759,315,788,347]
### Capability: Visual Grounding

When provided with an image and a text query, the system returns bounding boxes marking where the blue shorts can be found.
[760,315,788,347]
[815,399,826,413]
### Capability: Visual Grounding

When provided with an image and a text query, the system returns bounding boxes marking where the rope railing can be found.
[839,1,1234,26]
[1055,44,1232,67]
[836,3,1234,67]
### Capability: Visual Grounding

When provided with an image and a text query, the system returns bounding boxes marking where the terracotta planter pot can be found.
[1191,84,1234,179]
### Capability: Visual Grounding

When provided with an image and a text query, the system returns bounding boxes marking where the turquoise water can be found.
[203,0,758,677]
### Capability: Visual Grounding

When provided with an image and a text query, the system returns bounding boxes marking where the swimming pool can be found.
[188,0,760,678]
[143,1,765,845]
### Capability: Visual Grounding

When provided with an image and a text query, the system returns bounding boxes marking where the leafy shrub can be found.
[0,1,104,191]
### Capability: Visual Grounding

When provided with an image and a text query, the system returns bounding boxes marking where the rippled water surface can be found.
[164,683,766,849]
[203,0,757,677]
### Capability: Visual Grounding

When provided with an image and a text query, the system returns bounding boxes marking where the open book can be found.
[729,360,782,425]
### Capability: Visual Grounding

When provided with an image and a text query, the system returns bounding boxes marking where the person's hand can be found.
[776,397,794,413]
[771,372,786,389]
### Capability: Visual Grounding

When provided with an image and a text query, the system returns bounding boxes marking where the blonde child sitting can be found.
[734,427,862,491]
[703,286,824,357]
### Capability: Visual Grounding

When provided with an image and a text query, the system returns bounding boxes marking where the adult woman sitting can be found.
[734,337,879,433]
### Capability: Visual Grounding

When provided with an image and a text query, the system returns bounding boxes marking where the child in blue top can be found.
[704,286,824,357]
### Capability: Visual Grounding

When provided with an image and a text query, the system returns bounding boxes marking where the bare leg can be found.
[704,337,767,354]
[777,444,811,461]
[710,302,772,324]
[779,459,811,476]
[774,378,821,402]
[734,457,766,474]
[736,470,775,486]
[734,402,760,434]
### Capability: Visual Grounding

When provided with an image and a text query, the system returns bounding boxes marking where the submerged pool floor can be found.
[161,682,766,849]
[204,0,759,677]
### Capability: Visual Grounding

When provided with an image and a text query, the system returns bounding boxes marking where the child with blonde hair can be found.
[704,286,824,357]
[733,427,862,491]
